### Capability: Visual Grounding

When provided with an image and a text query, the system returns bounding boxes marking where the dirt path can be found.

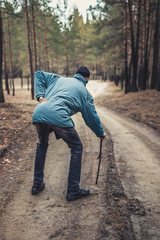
[98,108,160,240]
[91,81,160,239]
[0,81,160,239]
[0,114,127,240]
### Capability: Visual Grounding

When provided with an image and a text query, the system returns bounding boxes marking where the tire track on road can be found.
[98,107,160,240]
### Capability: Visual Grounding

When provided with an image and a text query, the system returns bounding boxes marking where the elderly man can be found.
[31,66,106,201]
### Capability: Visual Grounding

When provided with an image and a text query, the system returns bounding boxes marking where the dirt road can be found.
[0,81,160,239]
[98,108,160,240]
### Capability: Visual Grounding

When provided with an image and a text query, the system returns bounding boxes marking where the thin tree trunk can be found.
[27,76,29,90]
[123,0,129,93]
[38,22,42,69]
[139,0,147,90]
[2,18,9,94]
[31,0,38,71]
[120,66,124,90]
[66,30,69,77]
[66,52,69,77]
[56,53,59,73]
[138,54,143,89]
[150,0,160,89]
[103,53,106,81]
[128,0,137,92]
[38,38,41,69]
[6,1,15,96]
[135,0,141,90]
[25,0,34,99]
[20,70,23,88]
[0,3,4,102]
[157,57,160,91]
[147,25,154,87]
[44,17,50,72]
[142,0,151,90]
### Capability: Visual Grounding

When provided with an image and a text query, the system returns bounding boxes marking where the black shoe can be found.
[66,189,90,201]
[31,182,45,195]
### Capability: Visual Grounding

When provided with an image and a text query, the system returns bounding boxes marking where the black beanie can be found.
[76,66,90,78]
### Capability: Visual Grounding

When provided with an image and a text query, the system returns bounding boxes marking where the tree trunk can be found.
[0,3,4,102]
[56,53,59,73]
[6,2,15,96]
[31,0,38,71]
[150,0,160,89]
[128,0,137,92]
[27,76,29,91]
[135,0,141,90]
[38,23,42,69]
[44,17,50,72]
[157,57,160,91]
[103,53,106,81]
[66,30,69,77]
[123,0,129,94]
[141,0,151,90]
[20,70,23,88]
[138,54,143,89]
[25,0,34,99]
[2,17,9,94]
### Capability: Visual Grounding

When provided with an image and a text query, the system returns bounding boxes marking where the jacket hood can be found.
[73,74,87,86]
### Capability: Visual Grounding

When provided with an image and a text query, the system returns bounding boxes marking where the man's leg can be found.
[53,126,89,200]
[32,123,50,195]
[53,127,82,192]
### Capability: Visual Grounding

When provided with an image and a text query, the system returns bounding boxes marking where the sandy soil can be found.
[0,79,160,239]
[93,81,160,133]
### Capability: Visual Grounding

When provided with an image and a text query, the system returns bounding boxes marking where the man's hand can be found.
[39,97,48,104]
[100,132,106,140]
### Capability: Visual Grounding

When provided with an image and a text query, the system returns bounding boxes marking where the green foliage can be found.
[91,2,124,72]
[1,0,125,78]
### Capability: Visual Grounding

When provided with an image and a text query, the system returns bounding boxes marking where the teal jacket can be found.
[32,71,104,137]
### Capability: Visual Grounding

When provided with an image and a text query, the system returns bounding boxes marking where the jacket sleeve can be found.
[34,71,60,101]
[81,91,104,137]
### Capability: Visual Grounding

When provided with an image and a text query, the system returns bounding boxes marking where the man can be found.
[32,66,106,201]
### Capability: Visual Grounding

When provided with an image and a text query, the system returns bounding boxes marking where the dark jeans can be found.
[33,122,83,193]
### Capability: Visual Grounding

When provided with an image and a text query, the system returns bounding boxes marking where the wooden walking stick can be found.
[96,139,103,184]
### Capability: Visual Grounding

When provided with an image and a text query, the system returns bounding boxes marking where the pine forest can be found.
[0,0,160,101]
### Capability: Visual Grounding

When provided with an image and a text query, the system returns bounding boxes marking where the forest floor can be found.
[0,79,160,240]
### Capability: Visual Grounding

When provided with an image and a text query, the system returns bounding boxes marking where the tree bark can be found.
[44,17,50,72]
[123,0,129,93]
[128,0,137,92]
[135,0,141,90]
[150,0,160,89]
[2,17,9,94]
[27,75,29,91]
[0,3,5,102]
[31,0,38,71]
[65,29,69,77]
[157,57,160,91]
[6,1,15,96]
[25,0,34,99]
[141,0,151,90]
[38,23,42,69]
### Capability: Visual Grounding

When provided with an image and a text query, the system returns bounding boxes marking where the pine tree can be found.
[0,2,5,103]
[24,0,34,99]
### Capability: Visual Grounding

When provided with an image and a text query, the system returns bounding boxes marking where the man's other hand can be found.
[100,132,106,140]
[39,97,48,104]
